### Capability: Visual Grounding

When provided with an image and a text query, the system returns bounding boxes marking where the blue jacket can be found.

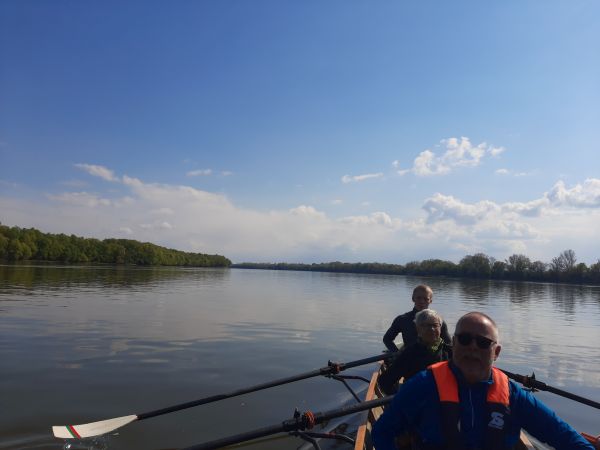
[372,363,593,449]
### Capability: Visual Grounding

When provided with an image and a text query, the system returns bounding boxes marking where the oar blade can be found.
[52,414,138,439]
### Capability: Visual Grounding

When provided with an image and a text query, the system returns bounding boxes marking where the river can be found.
[1,264,599,449]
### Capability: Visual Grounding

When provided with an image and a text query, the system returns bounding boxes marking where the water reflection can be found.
[505,281,543,304]
[0,264,230,295]
[458,279,491,306]
[548,284,588,317]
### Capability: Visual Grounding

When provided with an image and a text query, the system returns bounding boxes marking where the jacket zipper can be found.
[468,387,474,428]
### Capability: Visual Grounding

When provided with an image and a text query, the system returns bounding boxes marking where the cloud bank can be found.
[1,165,599,264]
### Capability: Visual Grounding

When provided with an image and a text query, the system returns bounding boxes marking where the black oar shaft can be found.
[502,369,600,410]
[138,352,396,420]
[182,396,393,450]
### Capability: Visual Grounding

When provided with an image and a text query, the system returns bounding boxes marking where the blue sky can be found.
[1,1,599,264]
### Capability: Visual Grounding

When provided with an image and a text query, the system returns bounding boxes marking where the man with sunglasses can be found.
[383,284,451,352]
[372,311,593,449]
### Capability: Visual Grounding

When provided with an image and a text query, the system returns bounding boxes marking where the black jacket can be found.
[378,340,452,395]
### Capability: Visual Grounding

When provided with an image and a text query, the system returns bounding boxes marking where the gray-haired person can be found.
[379,309,452,395]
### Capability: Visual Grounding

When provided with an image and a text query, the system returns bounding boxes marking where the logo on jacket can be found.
[488,412,505,429]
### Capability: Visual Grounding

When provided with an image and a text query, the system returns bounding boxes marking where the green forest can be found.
[233,250,600,284]
[0,224,231,267]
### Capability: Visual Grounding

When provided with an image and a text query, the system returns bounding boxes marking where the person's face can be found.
[417,317,441,345]
[452,315,501,384]
[412,289,432,311]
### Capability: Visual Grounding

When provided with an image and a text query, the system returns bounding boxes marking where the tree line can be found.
[3,224,598,284]
[0,224,231,267]
[233,250,600,284]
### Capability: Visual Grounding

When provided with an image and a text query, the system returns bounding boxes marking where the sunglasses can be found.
[455,332,496,349]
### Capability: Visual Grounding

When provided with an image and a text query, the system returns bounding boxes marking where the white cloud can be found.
[150,207,175,215]
[75,164,119,182]
[340,212,398,227]
[423,179,600,226]
[418,179,600,259]
[495,168,534,177]
[489,147,506,157]
[502,198,548,217]
[546,179,600,208]
[1,170,412,261]
[140,221,173,230]
[422,193,500,225]
[187,169,213,177]
[122,175,143,188]
[341,173,384,183]
[290,205,326,218]
[221,171,233,176]
[331,199,343,205]
[441,137,487,168]
[47,192,112,207]
[113,196,135,207]
[395,137,505,177]
[413,150,448,176]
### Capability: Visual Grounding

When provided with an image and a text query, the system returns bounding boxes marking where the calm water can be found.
[1,265,599,450]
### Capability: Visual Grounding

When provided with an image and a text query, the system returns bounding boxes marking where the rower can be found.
[373,311,595,449]
[383,284,451,351]
[378,309,451,395]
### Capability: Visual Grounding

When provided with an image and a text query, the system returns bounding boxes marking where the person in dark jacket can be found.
[378,309,451,395]
[383,284,451,351]
[372,312,594,450]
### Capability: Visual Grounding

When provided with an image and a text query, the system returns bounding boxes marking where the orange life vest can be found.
[424,361,512,450]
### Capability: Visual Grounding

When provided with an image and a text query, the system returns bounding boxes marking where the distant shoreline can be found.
[4,224,599,284]
[232,254,600,286]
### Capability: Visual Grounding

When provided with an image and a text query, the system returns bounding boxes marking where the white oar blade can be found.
[52,414,138,439]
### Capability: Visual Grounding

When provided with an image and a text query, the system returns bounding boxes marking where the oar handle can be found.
[182,396,393,450]
[501,369,600,410]
[139,351,398,420]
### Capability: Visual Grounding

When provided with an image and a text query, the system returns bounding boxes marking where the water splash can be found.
[63,435,111,450]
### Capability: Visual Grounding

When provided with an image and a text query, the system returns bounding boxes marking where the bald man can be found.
[383,284,451,351]
[373,312,593,449]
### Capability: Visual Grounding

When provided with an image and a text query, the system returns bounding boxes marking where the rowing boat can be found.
[353,363,537,450]
[52,348,596,449]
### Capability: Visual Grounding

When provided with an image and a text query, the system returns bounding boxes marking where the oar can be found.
[180,396,393,450]
[501,369,600,410]
[183,371,599,450]
[52,351,398,439]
